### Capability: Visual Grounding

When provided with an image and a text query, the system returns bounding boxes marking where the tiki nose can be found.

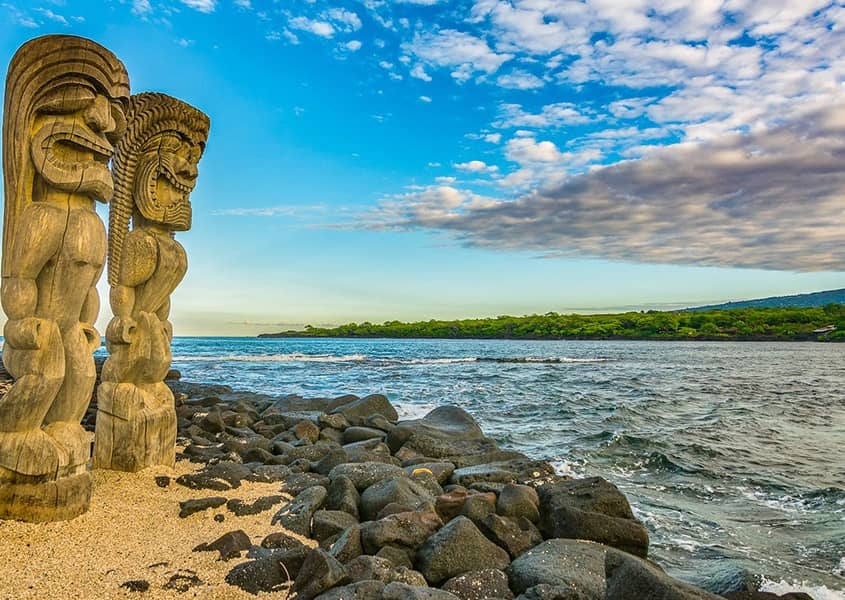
[84,94,116,135]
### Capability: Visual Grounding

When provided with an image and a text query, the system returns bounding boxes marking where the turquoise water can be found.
[158,337,844,597]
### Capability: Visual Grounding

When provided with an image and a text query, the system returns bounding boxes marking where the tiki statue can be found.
[94,93,209,472]
[0,35,129,521]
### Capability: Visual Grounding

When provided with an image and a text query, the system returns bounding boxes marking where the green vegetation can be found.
[260,305,845,341]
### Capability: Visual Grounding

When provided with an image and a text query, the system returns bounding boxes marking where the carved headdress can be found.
[109,93,209,286]
[2,35,130,277]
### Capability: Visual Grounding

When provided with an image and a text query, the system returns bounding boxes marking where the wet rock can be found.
[312,510,360,543]
[290,548,350,600]
[331,394,398,423]
[329,463,405,491]
[537,478,649,558]
[478,514,543,559]
[313,580,385,600]
[193,530,251,561]
[326,475,360,519]
[329,523,364,563]
[506,539,605,597]
[250,464,292,483]
[361,476,433,521]
[226,495,284,516]
[345,555,394,583]
[225,556,288,594]
[441,569,514,600]
[361,510,443,555]
[604,547,724,600]
[271,486,328,536]
[375,545,414,569]
[405,462,456,486]
[415,516,510,585]
[343,426,387,444]
[293,420,321,443]
[497,484,540,523]
[261,531,307,551]
[281,473,331,495]
[460,492,497,523]
[382,582,461,600]
[178,496,227,518]
[451,464,519,487]
[176,462,252,491]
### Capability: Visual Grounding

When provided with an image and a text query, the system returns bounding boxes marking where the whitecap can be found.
[173,353,368,363]
[760,577,845,600]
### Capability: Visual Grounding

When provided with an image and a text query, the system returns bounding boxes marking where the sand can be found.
[0,456,304,599]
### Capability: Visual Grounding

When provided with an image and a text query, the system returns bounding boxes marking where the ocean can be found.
[160,337,844,598]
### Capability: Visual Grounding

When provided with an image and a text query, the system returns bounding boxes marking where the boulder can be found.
[537,478,649,558]
[271,486,328,536]
[225,556,288,594]
[415,516,510,585]
[326,475,360,519]
[261,531,307,551]
[312,510,360,543]
[226,495,284,516]
[361,476,433,521]
[361,510,443,555]
[604,547,725,600]
[178,496,226,518]
[193,530,251,561]
[478,514,543,559]
[329,524,364,563]
[315,450,351,476]
[497,484,540,523]
[405,462,456,485]
[314,581,385,600]
[345,555,395,583]
[281,473,331,494]
[442,569,514,600]
[329,463,405,491]
[290,548,350,600]
[382,582,461,600]
[376,545,414,569]
[294,420,320,443]
[436,489,469,522]
[460,492,497,523]
[506,539,606,597]
[332,394,398,423]
[343,427,387,444]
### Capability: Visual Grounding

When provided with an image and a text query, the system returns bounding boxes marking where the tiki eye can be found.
[35,83,96,114]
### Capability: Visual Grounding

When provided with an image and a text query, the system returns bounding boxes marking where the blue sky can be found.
[2,0,845,335]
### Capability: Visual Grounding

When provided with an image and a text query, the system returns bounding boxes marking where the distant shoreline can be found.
[257,333,837,342]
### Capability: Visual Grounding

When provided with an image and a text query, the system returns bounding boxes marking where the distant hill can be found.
[688,288,845,311]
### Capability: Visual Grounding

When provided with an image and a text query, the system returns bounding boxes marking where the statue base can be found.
[0,471,91,522]
[93,382,176,472]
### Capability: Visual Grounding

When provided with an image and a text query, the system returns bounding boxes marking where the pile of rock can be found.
[167,381,808,600]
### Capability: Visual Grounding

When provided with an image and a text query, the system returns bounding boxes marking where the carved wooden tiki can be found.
[94,93,209,472]
[0,35,129,521]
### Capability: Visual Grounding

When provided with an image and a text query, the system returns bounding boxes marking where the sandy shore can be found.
[0,455,304,599]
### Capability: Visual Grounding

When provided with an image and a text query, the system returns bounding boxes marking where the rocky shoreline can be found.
[130,376,814,600]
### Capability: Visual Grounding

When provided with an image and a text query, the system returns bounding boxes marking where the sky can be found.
[1,0,844,336]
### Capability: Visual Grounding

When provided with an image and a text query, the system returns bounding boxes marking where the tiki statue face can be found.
[30,76,127,203]
[133,129,204,231]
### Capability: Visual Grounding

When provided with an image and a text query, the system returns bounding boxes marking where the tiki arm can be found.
[1,204,65,348]
[106,231,156,345]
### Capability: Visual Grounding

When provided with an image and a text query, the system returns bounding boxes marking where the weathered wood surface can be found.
[0,34,129,521]
[93,92,209,472]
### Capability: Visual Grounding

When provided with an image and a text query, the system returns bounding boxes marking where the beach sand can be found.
[0,455,302,599]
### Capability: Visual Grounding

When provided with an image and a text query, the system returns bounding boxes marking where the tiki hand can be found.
[106,316,137,345]
[4,317,53,350]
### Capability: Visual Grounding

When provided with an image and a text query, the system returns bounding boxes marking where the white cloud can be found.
[484,133,501,144]
[179,0,216,13]
[419,95,432,103]
[325,8,362,32]
[455,160,498,173]
[496,69,544,89]
[345,40,362,51]
[131,0,152,16]
[404,29,513,82]
[495,102,591,129]
[410,64,433,82]
[35,8,67,24]
[233,0,251,8]
[505,137,565,163]
[290,16,335,38]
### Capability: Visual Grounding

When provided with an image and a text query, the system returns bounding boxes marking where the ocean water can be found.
[164,337,844,597]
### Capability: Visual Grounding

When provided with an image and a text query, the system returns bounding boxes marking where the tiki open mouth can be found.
[159,165,194,195]
[30,121,115,201]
